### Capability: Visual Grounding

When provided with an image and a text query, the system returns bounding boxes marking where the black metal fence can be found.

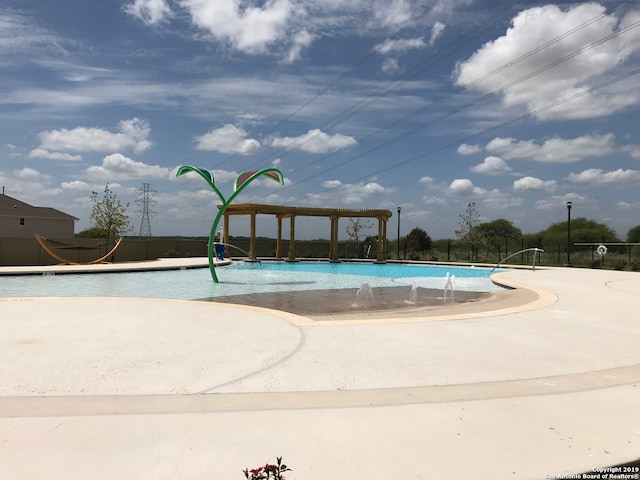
[2,236,640,270]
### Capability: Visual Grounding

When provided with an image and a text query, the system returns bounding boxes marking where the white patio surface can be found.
[1,261,639,479]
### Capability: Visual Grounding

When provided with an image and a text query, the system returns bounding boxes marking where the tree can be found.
[476,219,522,257]
[406,227,432,257]
[531,217,619,246]
[455,202,483,260]
[90,185,131,243]
[345,217,372,258]
[75,227,112,238]
[627,225,640,243]
[345,217,372,244]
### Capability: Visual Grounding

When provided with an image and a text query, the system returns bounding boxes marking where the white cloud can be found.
[617,200,640,209]
[623,144,640,159]
[271,129,357,153]
[32,118,152,155]
[486,134,615,163]
[124,0,172,25]
[125,1,439,62]
[423,195,445,205]
[534,194,587,210]
[322,180,343,189]
[429,21,445,45]
[28,148,82,162]
[454,4,640,120]
[61,180,93,191]
[512,176,556,192]
[14,167,47,181]
[178,0,292,54]
[86,153,172,181]
[566,168,640,186]
[172,168,237,185]
[0,10,63,55]
[481,189,524,211]
[419,176,436,186]
[375,37,425,55]
[457,143,481,155]
[448,178,486,196]
[284,30,314,64]
[382,58,400,74]
[320,179,387,204]
[194,124,260,155]
[471,156,512,175]
[375,35,427,73]
[0,168,57,200]
[371,0,412,27]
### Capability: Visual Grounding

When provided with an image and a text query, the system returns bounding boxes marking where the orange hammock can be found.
[35,234,123,265]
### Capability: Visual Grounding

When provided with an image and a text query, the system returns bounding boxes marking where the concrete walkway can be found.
[1,262,639,479]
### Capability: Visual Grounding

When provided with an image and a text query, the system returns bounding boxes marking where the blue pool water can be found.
[0,261,505,300]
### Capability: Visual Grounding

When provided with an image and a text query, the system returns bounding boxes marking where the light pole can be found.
[565,201,573,267]
[397,206,401,259]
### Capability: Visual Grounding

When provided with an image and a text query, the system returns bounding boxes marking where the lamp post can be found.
[565,201,573,267]
[397,206,401,259]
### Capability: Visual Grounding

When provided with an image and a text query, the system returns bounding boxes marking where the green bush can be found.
[613,260,628,271]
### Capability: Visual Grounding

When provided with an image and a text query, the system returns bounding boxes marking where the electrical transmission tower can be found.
[136,183,156,238]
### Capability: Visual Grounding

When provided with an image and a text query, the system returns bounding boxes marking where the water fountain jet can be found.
[356,281,374,308]
[405,283,418,305]
[443,272,455,301]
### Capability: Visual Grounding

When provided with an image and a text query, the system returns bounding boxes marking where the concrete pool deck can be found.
[1,260,639,479]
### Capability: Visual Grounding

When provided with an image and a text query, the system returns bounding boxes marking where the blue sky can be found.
[1,0,639,240]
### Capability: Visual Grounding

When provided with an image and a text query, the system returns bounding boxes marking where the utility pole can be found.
[136,183,156,238]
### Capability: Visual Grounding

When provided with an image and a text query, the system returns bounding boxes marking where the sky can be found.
[1,0,640,241]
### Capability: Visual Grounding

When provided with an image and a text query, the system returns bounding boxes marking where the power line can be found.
[304,66,640,200]
[270,15,640,203]
[239,0,538,174]
[136,183,157,238]
[163,2,638,223]
[215,0,448,171]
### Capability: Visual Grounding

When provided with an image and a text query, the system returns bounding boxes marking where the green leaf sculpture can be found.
[176,165,285,283]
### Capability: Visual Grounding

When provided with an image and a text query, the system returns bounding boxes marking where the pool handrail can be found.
[491,248,544,272]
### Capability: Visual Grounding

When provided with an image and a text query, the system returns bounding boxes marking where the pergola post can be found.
[287,215,297,261]
[377,216,387,262]
[249,211,257,260]
[223,213,229,247]
[276,216,284,259]
[329,215,340,261]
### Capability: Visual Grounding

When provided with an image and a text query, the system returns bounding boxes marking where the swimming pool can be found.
[0,261,505,300]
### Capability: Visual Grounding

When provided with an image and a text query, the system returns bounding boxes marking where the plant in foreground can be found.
[243,456,291,480]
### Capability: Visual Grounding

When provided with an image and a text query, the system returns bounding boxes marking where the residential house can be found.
[0,192,77,238]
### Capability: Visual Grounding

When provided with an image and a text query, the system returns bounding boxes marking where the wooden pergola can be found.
[219,203,393,262]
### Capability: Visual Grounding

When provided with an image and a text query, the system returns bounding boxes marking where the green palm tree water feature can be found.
[176,165,285,283]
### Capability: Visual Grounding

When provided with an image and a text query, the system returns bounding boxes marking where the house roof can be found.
[0,194,78,221]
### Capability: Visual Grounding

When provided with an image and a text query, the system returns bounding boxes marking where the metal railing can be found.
[491,248,544,272]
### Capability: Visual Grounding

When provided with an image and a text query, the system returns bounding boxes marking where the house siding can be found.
[0,194,77,239]
[0,216,75,238]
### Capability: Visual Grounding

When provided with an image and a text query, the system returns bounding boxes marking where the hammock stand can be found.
[35,234,124,265]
